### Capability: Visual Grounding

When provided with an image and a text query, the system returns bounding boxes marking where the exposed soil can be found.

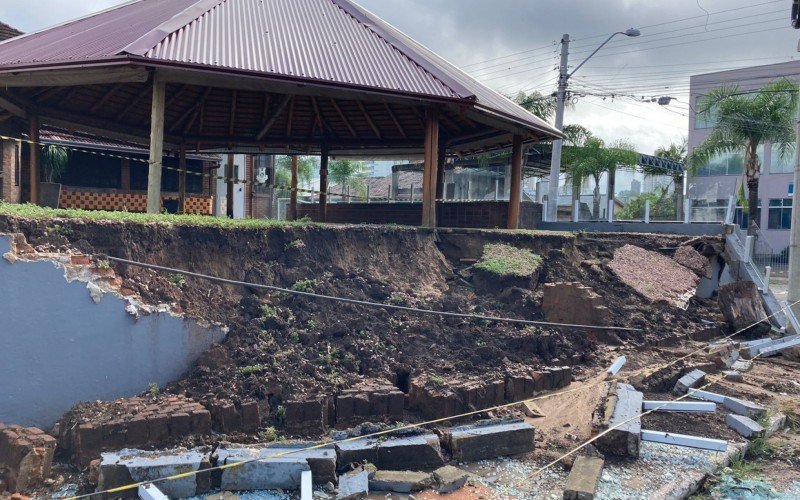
[0,215,725,435]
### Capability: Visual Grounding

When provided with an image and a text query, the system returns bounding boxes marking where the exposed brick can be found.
[147,415,169,442]
[353,394,371,417]
[240,402,261,432]
[336,394,355,424]
[370,392,390,416]
[101,420,126,449]
[169,413,192,437]
[125,417,148,447]
[190,409,212,435]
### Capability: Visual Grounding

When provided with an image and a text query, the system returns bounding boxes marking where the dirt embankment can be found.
[0,216,723,429]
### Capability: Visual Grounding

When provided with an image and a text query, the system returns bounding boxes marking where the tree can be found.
[563,137,639,219]
[688,79,798,229]
[40,144,69,183]
[275,155,317,196]
[562,124,594,206]
[648,138,688,219]
[329,159,368,200]
[513,91,557,121]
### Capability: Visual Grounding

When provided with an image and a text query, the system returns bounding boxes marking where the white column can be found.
[542,200,548,222]
[573,200,580,222]
[645,199,651,224]
[607,199,614,223]
[744,235,755,262]
[765,266,772,293]
[684,199,691,224]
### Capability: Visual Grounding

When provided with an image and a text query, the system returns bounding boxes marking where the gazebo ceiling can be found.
[0,0,560,155]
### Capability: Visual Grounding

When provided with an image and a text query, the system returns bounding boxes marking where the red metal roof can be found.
[0,0,559,137]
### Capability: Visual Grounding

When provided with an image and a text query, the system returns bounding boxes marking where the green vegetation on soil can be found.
[473,243,542,277]
[0,202,311,229]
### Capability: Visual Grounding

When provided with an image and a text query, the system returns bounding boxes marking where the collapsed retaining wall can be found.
[0,234,227,428]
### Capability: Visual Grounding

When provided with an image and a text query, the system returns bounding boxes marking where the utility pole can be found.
[547,34,570,222]
[789,5,800,317]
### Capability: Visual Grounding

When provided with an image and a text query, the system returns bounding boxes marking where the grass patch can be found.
[473,243,542,278]
[237,364,267,376]
[0,202,311,229]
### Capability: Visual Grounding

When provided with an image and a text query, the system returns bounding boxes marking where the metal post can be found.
[789,91,800,312]
[607,199,614,223]
[573,200,580,222]
[542,200,548,222]
[765,266,772,293]
[645,199,651,224]
[684,199,691,224]
[547,34,570,222]
[745,235,755,262]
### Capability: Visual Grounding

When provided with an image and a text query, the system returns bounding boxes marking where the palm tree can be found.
[513,91,557,121]
[649,138,688,219]
[562,124,594,207]
[563,137,639,219]
[688,79,798,229]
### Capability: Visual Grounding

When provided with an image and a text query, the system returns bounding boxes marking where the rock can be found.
[443,420,535,462]
[765,413,787,437]
[673,369,706,395]
[335,433,444,473]
[433,465,469,494]
[717,281,771,336]
[563,455,604,500]
[726,414,764,438]
[97,448,211,499]
[337,468,369,500]
[368,470,433,493]
[723,397,767,420]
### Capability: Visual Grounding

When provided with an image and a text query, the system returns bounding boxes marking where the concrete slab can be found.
[605,356,626,378]
[673,369,706,395]
[433,465,469,494]
[726,414,765,438]
[758,337,800,357]
[368,471,433,493]
[258,442,337,485]
[98,448,211,499]
[722,370,743,382]
[563,455,604,500]
[731,359,753,372]
[596,383,643,458]
[337,469,369,500]
[640,430,727,452]
[335,433,444,473]
[137,483,169,500]
[688,389,726,404]
[444,420,535,462]
[723,397,767,420]
[642,401,716,413]
[216,446,311,491]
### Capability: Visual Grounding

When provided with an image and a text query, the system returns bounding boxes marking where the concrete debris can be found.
[215,446,311,491]
[368,470,433,493]
[520,400,546,418]
[642,401,716,413]
[605,356,626,378]
[722,396,767,420]
[640,430,727,452]
[722,370,743,382]
[138,483,168,500]
[0,424,57,494]
[731,359,753,372]
[687,389,726,404]
[595,383,643,458]
[741,335,800,359]
[335,433,444,473]
[673,369,706,395]
[563,455,604,500]
[766,413,787,437]
[718,281,771,337]
[86,282,104,304]
[240,443,337,485]
[758,337,800,357]
[726,414,765,438]
[97,448,211,499]
[443,419,536,462]
[337,467,369,500]
[433,465,469,494]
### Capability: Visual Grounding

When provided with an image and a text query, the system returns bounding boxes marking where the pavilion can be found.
[0,0,560,228]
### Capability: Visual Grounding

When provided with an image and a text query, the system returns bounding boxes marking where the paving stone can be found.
[723,397,767,420]
[563,455,604,500]
[595,383,643,458]
[444,420,535,462]
[726,414,764,438]
[433,465,469,493]
[215,445,313,491]
[335,433,444,473]
[97,448,211,499]
[673,369,706,395]
[337,468,369,499]
[368,470,433,493]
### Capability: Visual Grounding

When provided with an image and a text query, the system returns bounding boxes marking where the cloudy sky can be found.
[2,0,798,154]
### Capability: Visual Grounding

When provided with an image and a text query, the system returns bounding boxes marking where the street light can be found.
[546,28,640,222]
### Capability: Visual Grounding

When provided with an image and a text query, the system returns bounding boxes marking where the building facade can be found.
[688,61,799,253]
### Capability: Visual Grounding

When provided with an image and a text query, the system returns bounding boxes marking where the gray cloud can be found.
[2,0,797,154]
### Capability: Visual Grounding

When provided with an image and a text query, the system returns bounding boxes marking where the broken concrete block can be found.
[595,383,643,458]
[731,359,753,372]
[97,448,211,499]
[216,446,311,491]
[726,414,764,438]
[444,420,535,462]
[723,397,767,420]
[673,369,706,395]
[335,433,444,473]
[723,370,743,382]
[640,430,727,452]
[219,443,336,486]
[687,389,726,404]
[563,455,604,500]
[433,465,469,494]
[368,470,433,493]
[766,413,787,437]
[337,468,369,500]
[520,400,545,418]
[758,337,800,357]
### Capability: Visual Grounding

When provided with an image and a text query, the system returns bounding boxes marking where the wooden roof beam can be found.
[384,103,406,139]
[330,98,357,137]
[256,94,292,140]
[285,95,295,137]
[117,84,153,121]
[357,101,381,139]
[229,90,237,136]
[89,84,123,114]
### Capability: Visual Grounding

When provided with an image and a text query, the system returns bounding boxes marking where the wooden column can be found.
[28,115,40,205]
[435,137,446,201]
[146,76,166,214]
[507,135,523,229]
[226,153,234,218]
[178,143,187,214]
[320,146,329,222]
[421,109,440,228]
[289,155,298,220]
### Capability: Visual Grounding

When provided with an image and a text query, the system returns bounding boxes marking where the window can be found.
[768,198,792,230]
[770,143,796,174]
[694,151,744,176]
[694,96,718,129]
[734,200,762,230]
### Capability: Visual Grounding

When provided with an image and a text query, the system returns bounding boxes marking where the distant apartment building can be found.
[688,61,799,253]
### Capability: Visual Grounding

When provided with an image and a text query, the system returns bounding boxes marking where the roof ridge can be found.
[0,0,144,49]
[121,0,228,56]
[329,0,474,100]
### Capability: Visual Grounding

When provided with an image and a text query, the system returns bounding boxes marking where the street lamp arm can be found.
[568,32,626,79]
